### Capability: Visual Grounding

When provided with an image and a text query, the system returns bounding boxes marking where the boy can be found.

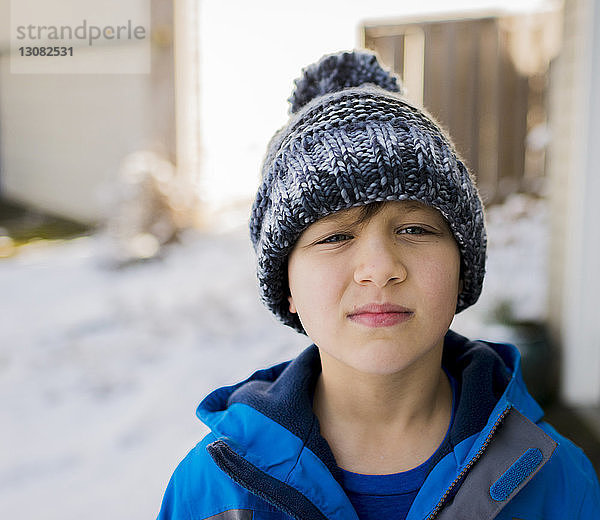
[158,50,600,519]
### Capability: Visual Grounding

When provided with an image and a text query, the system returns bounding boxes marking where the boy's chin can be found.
[319,344,438,379]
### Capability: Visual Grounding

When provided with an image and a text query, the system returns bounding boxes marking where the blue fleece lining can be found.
[224,345,341,479]
[442,332,512,452]
[489,447,543,501]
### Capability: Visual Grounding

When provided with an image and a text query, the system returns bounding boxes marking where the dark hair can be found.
[354,201,386,226]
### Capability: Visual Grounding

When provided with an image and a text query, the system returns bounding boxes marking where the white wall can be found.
[0,0,154,223]
[562,0,600,405]
[547,0,600,405]
[0,67,152,222]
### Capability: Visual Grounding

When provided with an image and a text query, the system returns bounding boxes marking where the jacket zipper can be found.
[207,439,330,520]
[425,404,511,520]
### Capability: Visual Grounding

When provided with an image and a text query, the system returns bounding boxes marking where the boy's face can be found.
[287,200,461,377]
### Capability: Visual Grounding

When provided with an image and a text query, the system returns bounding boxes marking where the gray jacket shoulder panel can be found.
[436,407,557,520]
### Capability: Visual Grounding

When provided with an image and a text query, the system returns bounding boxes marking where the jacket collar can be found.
[199,344,340,477]
[439,330,544,457]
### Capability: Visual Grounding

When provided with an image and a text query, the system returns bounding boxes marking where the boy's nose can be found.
[353,236,407,288]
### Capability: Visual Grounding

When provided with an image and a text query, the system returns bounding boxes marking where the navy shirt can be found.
[340,456,431,520]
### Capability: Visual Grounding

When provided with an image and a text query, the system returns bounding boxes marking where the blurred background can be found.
[1,0,599,518]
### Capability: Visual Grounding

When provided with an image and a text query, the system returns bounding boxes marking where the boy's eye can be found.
[397,226,429,235]
[317,233,353,244]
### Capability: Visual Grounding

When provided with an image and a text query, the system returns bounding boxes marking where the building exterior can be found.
[0,0,176,224]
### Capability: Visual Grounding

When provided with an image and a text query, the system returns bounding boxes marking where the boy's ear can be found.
[288,295,297,314]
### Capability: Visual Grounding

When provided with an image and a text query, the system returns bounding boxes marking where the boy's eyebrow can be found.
[317,201,429,225]
[317,212,355,224]
[397,202,429,214]
[313,211,362,228]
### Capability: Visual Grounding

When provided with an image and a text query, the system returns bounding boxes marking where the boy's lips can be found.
[347,303,414,328]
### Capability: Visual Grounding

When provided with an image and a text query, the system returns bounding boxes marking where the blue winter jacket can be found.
[157,331,600,519]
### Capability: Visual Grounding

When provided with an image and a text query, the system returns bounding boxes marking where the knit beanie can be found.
[250,50,486,334]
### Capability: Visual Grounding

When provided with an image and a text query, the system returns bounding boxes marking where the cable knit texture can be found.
[250,50,486,333]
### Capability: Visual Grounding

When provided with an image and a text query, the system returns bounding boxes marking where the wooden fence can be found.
[363,15,550,204]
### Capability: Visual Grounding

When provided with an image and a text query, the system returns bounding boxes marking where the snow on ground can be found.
[0,193,548,519]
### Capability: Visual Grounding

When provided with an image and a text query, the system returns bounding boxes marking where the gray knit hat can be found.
[250,50,486,334]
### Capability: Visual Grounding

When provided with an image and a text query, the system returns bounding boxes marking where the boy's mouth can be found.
[347,303,414,328]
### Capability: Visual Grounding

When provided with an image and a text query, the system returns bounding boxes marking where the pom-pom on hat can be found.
[250,49,486,334]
